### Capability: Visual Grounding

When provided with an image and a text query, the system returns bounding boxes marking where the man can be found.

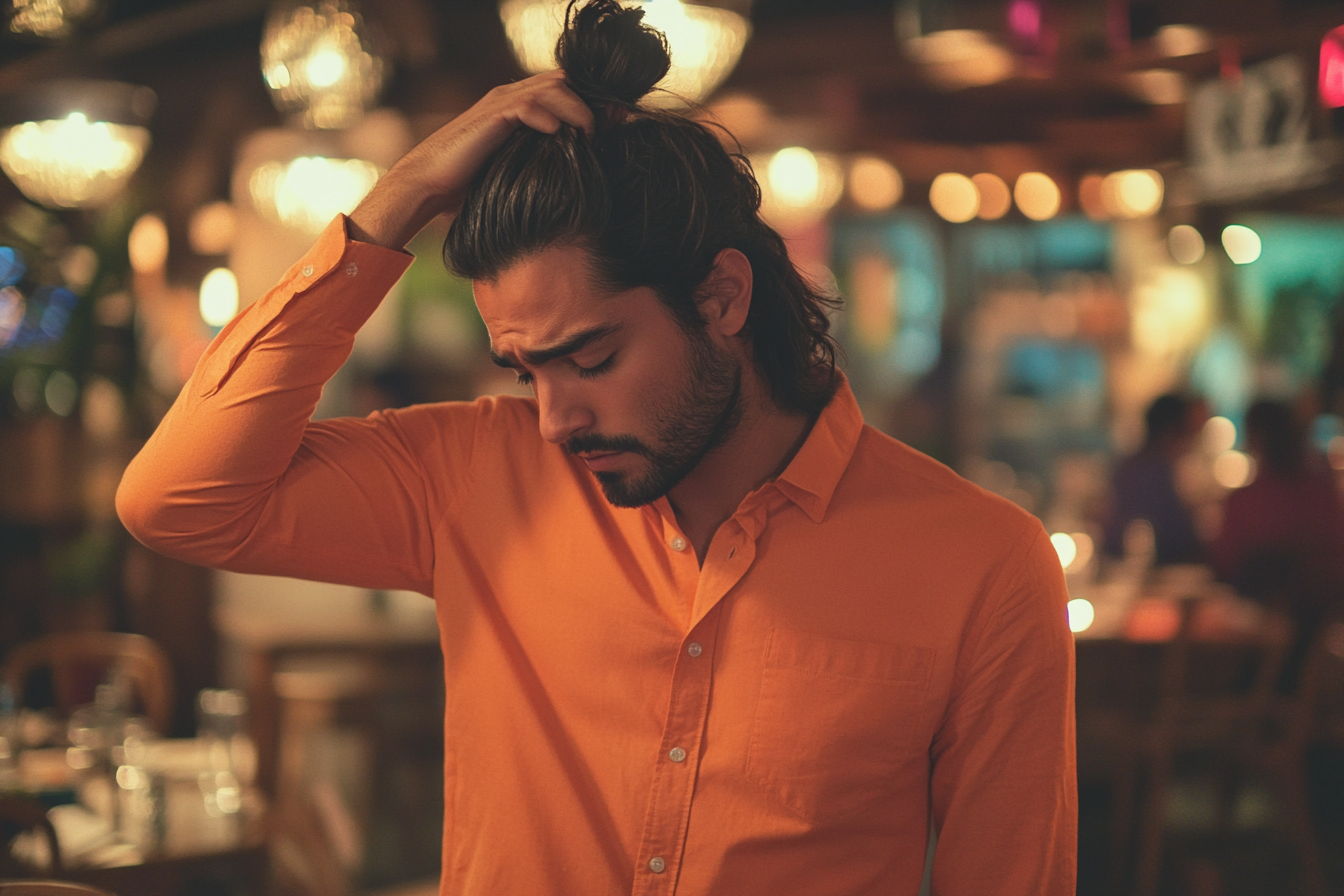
[117,4,1074,893]
[1102,393,1206,565]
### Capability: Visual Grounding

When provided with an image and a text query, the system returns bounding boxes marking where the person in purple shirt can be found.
[1103,393,1206,565]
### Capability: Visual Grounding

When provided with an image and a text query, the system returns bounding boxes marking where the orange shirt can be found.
[117,216,1076,896]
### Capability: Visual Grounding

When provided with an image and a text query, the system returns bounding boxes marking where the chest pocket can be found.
[746,625,935,825]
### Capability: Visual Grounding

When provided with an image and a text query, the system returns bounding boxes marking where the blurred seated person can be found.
[1213,400,1344,667]
[1103,393,1206,565]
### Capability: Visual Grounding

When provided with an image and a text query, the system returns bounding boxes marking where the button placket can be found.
[631,607,725,896]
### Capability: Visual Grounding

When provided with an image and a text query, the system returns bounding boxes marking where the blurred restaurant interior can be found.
[3,0,1344,893]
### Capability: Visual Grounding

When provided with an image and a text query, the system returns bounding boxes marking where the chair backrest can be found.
[0,883,116,895]
[3,632,174,735]
[0,795,62,875]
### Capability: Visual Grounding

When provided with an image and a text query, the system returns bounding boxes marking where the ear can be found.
[696,248,752,338]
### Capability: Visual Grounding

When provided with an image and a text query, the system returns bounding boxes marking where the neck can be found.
[666,374,815,562]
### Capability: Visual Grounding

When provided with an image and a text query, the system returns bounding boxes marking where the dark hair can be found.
[1143,393,1192,447]
[443,0,840,414]
[1244,399,1304,475]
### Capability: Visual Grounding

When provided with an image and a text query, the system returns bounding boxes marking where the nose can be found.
[535,379,594,445]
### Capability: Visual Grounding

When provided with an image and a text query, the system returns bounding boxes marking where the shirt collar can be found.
[772,371,864,523]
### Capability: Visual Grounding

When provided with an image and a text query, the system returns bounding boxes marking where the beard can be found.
[564,330,743,508]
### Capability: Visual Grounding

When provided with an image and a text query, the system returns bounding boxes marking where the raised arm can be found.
[116,72,592,591]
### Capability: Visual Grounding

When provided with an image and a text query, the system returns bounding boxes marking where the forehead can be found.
[474,245,640,347]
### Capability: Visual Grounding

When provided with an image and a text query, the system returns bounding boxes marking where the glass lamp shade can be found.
[248,155,383,234]
[7,0,99,39]
[498,0,751,107]
[261,0,387,130]
[0,81,156,209]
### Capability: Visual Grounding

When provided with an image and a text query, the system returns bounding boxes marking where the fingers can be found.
[510,70,595,134]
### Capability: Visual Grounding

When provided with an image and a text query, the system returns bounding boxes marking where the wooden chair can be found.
[0,796,62,878]
[1118,603,1329,896]
[2,633,174,735]
[0,883,116,896]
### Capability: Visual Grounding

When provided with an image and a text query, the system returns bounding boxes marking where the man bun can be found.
[556,0,670,110]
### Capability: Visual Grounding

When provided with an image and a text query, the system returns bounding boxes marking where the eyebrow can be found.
[489,323,623,370]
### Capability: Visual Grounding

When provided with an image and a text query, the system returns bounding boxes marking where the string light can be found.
[929,173,979,222]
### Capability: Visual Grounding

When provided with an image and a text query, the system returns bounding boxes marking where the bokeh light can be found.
[1168,224,1205,265]
[1014,172,1060,221]
[249,156,383,234]
[1221,225,1262,264]
[128,213,169,274]
[1203,416,1237,454]
[1078,174,1107,220]
[848,156,903,211]
[1067,598,1095,634]
[199,268,239,327]
[0,113,150,209]
[971,173,1011,220]
[189,201,238,256]
[45,370,78,417]
[1213,449,1255,489]
[1049,532,1077,569]
[929,173,979,223]
[1102,169,1163,218]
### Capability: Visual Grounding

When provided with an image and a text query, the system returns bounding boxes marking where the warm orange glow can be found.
[929,173,978,223]
[1078,174,1107,220]
[1070,532,1094,571]
[971,173,1010,220]
[1014,172,1060,221]
[128,213,169,274]
[848,156,903,211]
[1202,416,1236,454]
[1102,169,1163,218]
[189,201,237,256]
[1213,450,1255,489]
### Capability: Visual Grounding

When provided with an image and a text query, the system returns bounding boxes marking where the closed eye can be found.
[576,355,615,379]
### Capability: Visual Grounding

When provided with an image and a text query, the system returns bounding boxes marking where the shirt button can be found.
[648,857,666,874]
[687,642,702,657]
[345,261,359,277]
[668,747,686,763]
[669,536,687,552]
[301,264,314,276]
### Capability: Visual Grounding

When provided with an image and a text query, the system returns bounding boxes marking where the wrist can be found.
[349,167,436,250]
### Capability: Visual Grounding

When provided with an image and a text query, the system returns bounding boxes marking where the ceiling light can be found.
[929,173,979,223]
[1014,172,1060,221]
[971,173,1010,220]
[905,30,1014,90]
[1101,169,1163,218]
[8,0,99,38]
[261,0,387,130]
[248,155,383,234]
[755,147,843,228]
[0,80,155,209]
[499,0,750,107]
[847,156,903,212]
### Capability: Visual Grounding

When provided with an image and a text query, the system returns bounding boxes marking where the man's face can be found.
[475,245,742,507]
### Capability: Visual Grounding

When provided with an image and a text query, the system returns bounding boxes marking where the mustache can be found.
[564,433,649,457]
